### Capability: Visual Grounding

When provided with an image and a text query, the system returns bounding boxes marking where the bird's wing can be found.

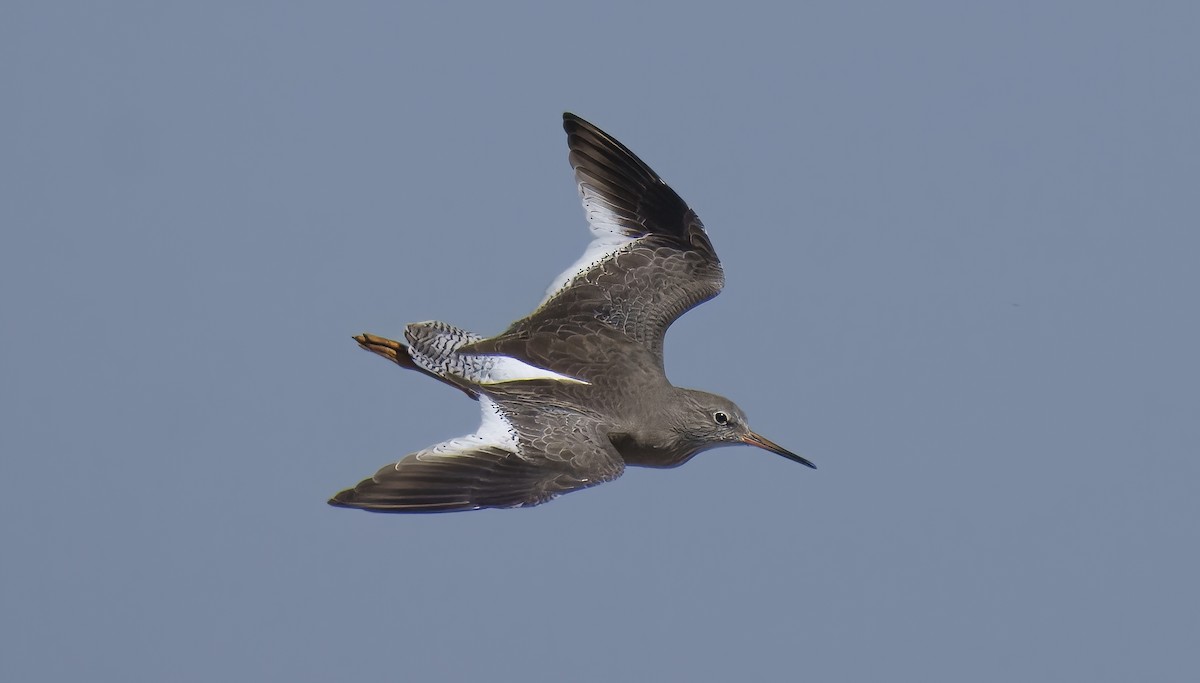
[329,396,624,513]
[477,114,725,364]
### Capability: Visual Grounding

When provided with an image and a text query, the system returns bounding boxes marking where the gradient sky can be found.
[4,3,1198,681]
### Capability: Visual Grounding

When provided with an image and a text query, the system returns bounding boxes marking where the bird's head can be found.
[675,389,815,468]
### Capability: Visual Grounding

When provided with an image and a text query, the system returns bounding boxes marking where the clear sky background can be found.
[3,3,1198,681]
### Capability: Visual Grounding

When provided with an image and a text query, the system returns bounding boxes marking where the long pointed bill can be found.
[742,431,816,469]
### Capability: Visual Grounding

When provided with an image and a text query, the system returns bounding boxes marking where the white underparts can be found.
[416,396,520,462]
[539,182,641,305]
[471,355,591,386]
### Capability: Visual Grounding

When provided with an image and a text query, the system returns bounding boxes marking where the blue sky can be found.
[3,3,1198,681]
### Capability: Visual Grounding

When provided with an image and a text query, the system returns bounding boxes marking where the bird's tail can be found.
[403,320,484,377]
[353,320,483,398]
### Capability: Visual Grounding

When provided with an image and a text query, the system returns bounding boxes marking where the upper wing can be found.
[329,397,624,513]
[493,114,725,360]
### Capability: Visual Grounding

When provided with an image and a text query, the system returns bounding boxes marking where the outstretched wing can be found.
[473,114,725,366]
[329,397,624,513]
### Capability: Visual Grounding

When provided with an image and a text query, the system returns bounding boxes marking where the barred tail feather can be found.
[353,331,479,399]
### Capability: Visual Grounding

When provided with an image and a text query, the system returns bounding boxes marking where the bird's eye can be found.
[713,411,730,425]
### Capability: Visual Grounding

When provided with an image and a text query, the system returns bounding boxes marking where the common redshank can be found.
[330,113,814,513]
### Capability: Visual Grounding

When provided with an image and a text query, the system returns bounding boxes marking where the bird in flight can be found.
[330,113,814,513]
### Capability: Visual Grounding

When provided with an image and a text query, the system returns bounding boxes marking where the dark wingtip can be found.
[329,488,383,510]
[328,485,359,507]
[562,111,590,134]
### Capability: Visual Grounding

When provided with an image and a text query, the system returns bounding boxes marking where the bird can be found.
[330,113,814,513]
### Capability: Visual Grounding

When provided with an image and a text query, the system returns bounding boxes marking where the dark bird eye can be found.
[713,411,729,425]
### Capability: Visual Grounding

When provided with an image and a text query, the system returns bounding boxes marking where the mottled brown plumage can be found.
[330,113,813,514]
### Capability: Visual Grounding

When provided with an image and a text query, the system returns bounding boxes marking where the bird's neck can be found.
[608,430,698,468]
[603,386,702,467]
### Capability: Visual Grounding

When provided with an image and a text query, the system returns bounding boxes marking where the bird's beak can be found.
[742,431,816,469]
